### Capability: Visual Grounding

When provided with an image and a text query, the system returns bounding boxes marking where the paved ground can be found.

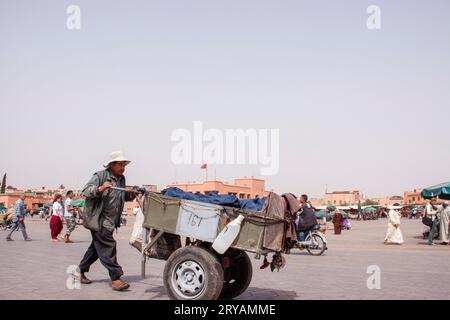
[1,216,449,300]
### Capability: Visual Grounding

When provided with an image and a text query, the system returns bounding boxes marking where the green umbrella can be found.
[70,200,85,207]
[421,182,450,200]
[326,205,337,212]
[0,205,7,211]
[315,210,327,218]
[363,207,376,212]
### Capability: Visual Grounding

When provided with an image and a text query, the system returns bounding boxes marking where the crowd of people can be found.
[49,191,78,242]
[422,198,450,245]
[382,199,450,246]
[4,190,80,243]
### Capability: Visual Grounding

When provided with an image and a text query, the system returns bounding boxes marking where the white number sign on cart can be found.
[175,200,222,242]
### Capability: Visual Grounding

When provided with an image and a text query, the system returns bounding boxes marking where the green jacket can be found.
[81,169,135,232]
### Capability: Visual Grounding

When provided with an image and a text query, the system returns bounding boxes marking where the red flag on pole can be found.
[200,164,207,169]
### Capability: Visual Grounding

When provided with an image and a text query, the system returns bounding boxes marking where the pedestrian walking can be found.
[74,151,136,291]
[63,190,77,243]
[439,201,450,245]
[425,198,439,245]
[319,216,327,234]
[6,195,32,241]
[332,210,343,234]
[384,206,404,245]
[50,194,64,242]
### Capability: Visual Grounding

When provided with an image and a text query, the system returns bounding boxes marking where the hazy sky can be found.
[1,0,449,198]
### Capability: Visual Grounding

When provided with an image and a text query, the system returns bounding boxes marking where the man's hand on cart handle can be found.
[108,186,147,194]
[98,181,112,193]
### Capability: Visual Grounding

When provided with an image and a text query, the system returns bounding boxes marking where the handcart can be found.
[138,190,286,300]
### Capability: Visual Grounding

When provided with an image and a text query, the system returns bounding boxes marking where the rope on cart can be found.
[219,209,286,227]
[179,202,223,220]
[146,192,181,210]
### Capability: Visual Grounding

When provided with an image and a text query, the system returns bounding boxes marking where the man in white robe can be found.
[384,206,404,245]
[439,201,450,244]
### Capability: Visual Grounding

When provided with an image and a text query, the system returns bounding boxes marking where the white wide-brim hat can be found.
[103,151,131,168]
[387,205,402,210]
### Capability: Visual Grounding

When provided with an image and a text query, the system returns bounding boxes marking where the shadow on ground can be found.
[144,285,168,299]
[238,287,298,300]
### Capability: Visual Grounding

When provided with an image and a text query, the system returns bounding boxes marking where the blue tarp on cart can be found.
[161,187,266,211]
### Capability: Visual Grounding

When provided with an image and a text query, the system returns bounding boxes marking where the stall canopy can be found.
[70,200,85,207]
[329,210,349,219]
[421,182,450,200]
[315,210,327,218]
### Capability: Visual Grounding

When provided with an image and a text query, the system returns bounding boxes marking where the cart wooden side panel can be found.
[142,193,180,234]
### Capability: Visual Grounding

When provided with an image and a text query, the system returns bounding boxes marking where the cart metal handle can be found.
[109,186,147,194]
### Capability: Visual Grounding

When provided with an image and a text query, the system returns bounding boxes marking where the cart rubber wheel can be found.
[163,246,224,300]
[220,251,253,299]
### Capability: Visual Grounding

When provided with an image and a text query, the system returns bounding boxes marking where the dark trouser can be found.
[428,220,437,244]
[79,228,123,281]
[6,220,28,240]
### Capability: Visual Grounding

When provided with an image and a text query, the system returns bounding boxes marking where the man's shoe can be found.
[73,272,92,284]
[112,279,130,291]
[80,274,92,284]
[25,238,32,241]
[6,238,13,241]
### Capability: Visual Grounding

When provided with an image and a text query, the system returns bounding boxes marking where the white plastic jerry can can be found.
[212,215,245,254]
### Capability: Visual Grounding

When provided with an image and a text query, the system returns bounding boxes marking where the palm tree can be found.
[1,173,6,194]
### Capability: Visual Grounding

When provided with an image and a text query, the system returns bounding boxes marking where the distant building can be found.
[323,191,363,206]
[0,193,53,210]
[403,188,426,205]
[375,195,404,206]
[0,187,82,210]
[167,177,271,199]
[310,198,326,207]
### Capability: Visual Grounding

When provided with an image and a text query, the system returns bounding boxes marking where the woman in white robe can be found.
[439,202,450,244]
[384,207,404,245]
